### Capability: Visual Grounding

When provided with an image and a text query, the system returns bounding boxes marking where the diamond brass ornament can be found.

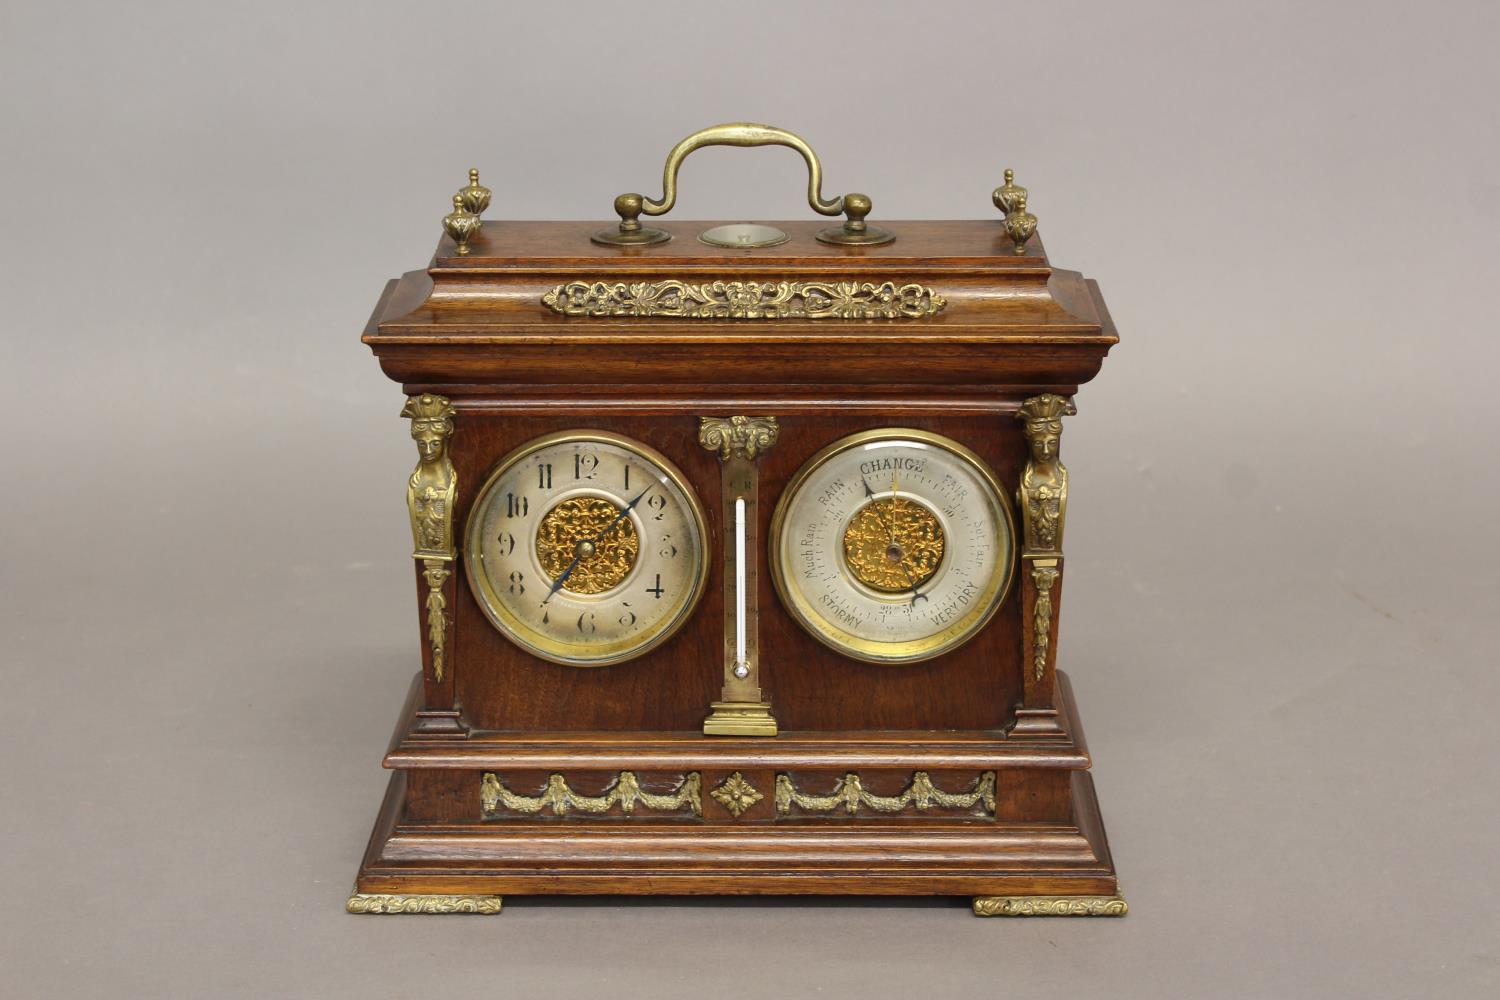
[709,772,763,818]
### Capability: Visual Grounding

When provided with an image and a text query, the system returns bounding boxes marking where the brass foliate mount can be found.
[993,168,1038,255]
[592,122,895,248]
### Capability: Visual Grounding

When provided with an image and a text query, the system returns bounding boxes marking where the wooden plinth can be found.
[350,671,1122,914]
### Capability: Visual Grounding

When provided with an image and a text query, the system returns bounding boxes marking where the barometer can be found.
[465,431,708,667]
[771,429,1016,664]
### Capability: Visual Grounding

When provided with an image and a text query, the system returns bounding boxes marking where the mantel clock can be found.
[349,125,1125,917]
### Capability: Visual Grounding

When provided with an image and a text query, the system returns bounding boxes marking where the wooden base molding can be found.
[351,670,1122,911]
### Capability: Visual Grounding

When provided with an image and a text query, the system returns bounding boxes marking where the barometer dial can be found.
[770,429,1017,664]
[465,431,708,667]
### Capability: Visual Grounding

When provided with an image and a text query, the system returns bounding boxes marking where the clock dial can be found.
[465,431,708,667]
[770,429,1017,664]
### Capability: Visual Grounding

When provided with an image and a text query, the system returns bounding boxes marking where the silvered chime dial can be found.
[465,431,708,666]
[770,429,1018,664]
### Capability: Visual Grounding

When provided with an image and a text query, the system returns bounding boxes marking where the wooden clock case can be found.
[351,217,1123,916]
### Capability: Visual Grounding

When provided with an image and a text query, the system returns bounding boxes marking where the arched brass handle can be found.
[593,122,894,247]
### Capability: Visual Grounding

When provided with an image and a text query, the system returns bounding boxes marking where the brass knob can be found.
[442,194,481,255]
[614,193,646,234]
[459,168,491,217]
[815,190,893,247]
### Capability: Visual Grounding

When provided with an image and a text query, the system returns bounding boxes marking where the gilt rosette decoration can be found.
[542,279,946,319]
[710,772,764,818]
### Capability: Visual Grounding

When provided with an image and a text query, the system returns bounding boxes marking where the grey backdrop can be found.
[3,1,1497,997]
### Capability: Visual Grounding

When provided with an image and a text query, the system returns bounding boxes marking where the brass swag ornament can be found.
[775,771,998,818]
[351,123,1125,917]
[481,771,703,818]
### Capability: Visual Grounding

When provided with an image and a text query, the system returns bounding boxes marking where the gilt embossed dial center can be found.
[536,496,639,594]
[842,496,945,592]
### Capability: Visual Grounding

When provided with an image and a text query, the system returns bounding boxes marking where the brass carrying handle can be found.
[596,122,892,247]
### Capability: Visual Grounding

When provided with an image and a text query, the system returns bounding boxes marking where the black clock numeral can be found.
[575,453,599,480]
[576,612,596,635]
[538,464,552,489]
[508,571,525,595]
[646,574,664,599]
[623,466,631,490]
[541,608,549,625]
[618,603,637,628]
[657,534,678,559]
[646,493,668,520]
[496,532,516,554]
[506,493,529,518]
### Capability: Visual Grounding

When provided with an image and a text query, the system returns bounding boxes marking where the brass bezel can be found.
[768,428,1018,665]
[464,430,710,668]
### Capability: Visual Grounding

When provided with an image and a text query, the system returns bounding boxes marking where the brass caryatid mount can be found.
[403,393,457,684]
[1016,393,1075,555]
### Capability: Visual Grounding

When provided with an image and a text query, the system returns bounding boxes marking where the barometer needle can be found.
[863,477,925,606]
[541,485,653,605]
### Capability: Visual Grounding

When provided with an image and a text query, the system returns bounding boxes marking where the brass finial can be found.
[994,168,1038,254]
[1003,191,1038,255]
[458,167,491,218]
[993,168,1027,215]
[442,194,480,255]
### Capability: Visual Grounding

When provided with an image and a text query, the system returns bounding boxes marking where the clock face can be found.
[465,431,709,667]
[770,429,1017,664]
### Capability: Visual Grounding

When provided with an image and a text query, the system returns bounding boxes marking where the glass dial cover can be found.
[465,431,709,667]
[770,429,1017,664]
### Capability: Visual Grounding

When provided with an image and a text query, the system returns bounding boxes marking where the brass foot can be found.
[703,701,779,736]
[972,893,1127,917]
[346,892,503,914]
